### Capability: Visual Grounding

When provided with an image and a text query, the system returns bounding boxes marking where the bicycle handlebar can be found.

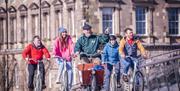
[28,58,48,63]
[80,52,102,58]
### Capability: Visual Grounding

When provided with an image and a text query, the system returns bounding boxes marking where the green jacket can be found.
[74,34,109,54]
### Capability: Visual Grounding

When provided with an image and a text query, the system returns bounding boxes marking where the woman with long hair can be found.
[52,27,74,90]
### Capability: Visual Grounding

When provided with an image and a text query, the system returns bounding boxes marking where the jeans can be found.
[121,57,137,75]
[102,63,120,91]
[28,63,45,89]
[57,58,73,89]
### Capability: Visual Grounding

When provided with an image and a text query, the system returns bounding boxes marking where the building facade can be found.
[0,0,180,90]
[0,0,180,50]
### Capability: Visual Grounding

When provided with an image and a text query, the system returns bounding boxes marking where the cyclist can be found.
[74,23,109,64]
[101,35,121,91]
[22,35,50,91]
[119,28,147,82]
[52,27,74,89]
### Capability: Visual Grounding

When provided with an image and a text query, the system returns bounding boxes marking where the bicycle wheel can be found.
[133,71,144,91]
[34,75,42,91]
[110,74,117,91]
[63,71,69,91]
[91,74,96,91]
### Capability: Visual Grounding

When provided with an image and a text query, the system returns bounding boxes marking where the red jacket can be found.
[22,44,50,64]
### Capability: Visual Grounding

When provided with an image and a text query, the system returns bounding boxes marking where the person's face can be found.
[125,30,133,39]
[61,31,67,38]
[83,29,92,37]
[33,37,41,47]
[110,39,116,45]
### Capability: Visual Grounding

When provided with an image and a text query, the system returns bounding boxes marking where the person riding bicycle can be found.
[22,35,50,91]
[74,23,109,64]
[52,27,74,89]
[101,35,121,91]
[119,28,147,82]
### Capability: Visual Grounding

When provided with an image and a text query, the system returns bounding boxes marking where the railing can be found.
[141,49,180,91]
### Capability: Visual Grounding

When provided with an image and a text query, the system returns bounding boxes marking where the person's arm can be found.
[136,40,146,57]
[68,36,75,55]
[102,44,108,63]
[119,38,126,59]
[42,47,51,60]
[74,38,82,54]
[52,37,60,56]
[22,44,31,61]
[98,33,109,45]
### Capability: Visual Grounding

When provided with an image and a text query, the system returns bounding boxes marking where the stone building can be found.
[0,0,180,91]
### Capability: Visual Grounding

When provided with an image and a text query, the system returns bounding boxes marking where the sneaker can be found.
[56,81,61,84]
[28,88,33,91]
[42,84,46,89]
[117,82,121,88]
[123,75,129,82]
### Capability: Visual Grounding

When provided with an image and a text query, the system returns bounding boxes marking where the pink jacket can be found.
[52,36,74,62]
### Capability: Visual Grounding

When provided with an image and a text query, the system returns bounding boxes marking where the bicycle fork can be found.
[130,61,137,83]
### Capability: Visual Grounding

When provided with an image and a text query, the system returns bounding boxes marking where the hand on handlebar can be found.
[73,52,80,58]
[121,54,125,59]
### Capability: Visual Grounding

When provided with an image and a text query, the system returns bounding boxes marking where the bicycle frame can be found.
[110,64,118,91]
[54,56,69,91]
[129,57,139,83]
[34,60,43,91]
[125,56,144,91]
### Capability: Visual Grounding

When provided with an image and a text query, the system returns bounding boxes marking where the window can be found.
[55,10,63,36]
[20,16,26,42]
[67,8,75,36]
[42,13,50,39]
[32,15,38,36]
[135,7,147,35]
[10,17,15,43]
[168,8,179,35]
[0,18,4,44]
[102,8,113,34]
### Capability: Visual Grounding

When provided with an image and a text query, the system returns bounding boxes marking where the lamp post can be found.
[5,0,9,91]
[39,0,42,38]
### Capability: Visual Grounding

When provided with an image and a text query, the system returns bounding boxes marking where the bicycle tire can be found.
[110,74,117,91]
[63,71,69,91]
[34,75,42,91]
[133,71,144,91]
[91,75,96,91]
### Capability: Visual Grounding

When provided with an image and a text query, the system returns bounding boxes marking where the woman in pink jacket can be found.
[52,27,74,89]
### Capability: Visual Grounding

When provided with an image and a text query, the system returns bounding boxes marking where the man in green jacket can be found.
[74,23,109,64]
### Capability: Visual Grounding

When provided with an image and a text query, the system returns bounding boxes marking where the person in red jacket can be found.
[22,35,50,90]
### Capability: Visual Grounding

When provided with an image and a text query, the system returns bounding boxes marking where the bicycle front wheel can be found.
[34,75,42,91]
[133,71,144,91]
[63,71,69,91]
[110,74,117,91]
[91,74,96,91]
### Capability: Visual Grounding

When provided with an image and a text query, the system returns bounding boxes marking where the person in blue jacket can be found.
[101,35,121,91]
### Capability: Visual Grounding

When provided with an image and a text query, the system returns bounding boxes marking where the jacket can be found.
[102,42,120,65]
[52,36,74,62]
[74,34,109,54]
[119,37,146,58]
[22,43,50,64]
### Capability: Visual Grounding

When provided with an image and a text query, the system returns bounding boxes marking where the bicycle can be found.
[78,52,104,91]
[109,63,120,91]
[53,56,70,91]
[27,58,50,91]
[121,56,144,91]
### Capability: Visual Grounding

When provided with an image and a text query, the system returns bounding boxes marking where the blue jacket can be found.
[102,42,120,65]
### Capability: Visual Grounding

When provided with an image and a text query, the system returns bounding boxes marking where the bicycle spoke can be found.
[133,71,144,91]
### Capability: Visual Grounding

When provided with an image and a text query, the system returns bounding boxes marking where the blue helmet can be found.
[58,27,67,33]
